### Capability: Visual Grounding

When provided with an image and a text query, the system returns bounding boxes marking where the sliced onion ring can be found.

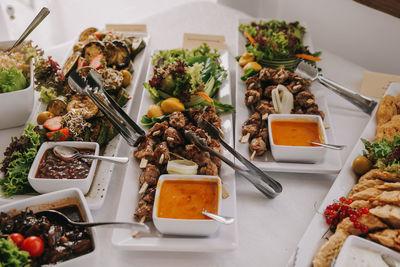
[167,160,198,175]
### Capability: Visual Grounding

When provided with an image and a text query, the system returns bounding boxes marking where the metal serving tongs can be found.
[68,70,145,146]
[186,118,282,199]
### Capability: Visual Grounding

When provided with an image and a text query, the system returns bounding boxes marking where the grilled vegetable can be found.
[130,37,146,59]
[112,40,130,69]
[116,88,129,107]
[96,121,110,146]
[79,27,98,42]
[62,52,80,77]
[47,99,67,116]
[67,94,99,119]
[43,116,63,132]
[82,41,105,63]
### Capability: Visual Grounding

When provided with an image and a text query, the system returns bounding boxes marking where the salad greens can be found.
[362,135,400,176]
[0,67,27,94]
[0,124,41,196]
[143,43,232,114]
[0,238,30,267]
[238,20,321,64]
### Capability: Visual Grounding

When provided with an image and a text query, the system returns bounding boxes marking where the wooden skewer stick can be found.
[324,122,330,129]
[138,182,148,195]
[241,133,250,144]
[250,150,256,162]
[139,158,148,169]
[262,113,269,121]
[222,185,230,199]
[132,216,146,238]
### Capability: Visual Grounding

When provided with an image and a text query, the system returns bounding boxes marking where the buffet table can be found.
[0,2,373,266]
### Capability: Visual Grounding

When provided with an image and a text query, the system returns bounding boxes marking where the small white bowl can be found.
[28,141,99,194]
[268,114,328,163]
[335,235,400,267]
[0,188,97,266]
[153,174,222,236]
[0,40,34,130]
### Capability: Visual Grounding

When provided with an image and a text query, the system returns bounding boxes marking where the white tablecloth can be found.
[0,2,372,266]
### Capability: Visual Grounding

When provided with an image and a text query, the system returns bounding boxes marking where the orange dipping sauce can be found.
[157,180,219,220]
[271,120,322,146]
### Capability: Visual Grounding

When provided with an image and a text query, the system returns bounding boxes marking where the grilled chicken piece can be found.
[139,164,160,187]
[169,111,188,129]
[245,90,261,106]
[250,137,267,156]
[134,200,153,221]
[133,136,157,160]
[153,142,170,165]
[149,121,169,137]
[163,127,183,148]
[296,91,315,108]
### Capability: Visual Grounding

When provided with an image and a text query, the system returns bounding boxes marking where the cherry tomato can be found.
[21,236,44,258]
[9,233,24,248]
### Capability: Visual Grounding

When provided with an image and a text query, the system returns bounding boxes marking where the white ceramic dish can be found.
[112,49,238,252]
[153,174,222,236]
[335,235,400,267]
[268,114,327,163]
[235,18,342,174]
[0,32,150,210]
[290,83,400,266]
[28,142,99,194]
[0,188,97,266]
[0,40,34,130]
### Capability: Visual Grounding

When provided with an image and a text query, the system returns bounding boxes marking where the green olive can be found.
[37,111,55,125]
[352,155,372,175]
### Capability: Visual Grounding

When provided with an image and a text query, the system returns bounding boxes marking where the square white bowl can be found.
[153,174,222,236]
[0,188,97,266]
[335,235,400,266]
[28,141,99,195]
[0,40,35,130]
[268,114,328,163]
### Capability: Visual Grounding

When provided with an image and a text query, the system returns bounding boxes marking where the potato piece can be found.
[239,52,255,67]
[161,98,185,114]
[243,62,262,72]
[47,99,67,116]
[37,111,54,125]
[147,105,164,118]
[121,70,132,87]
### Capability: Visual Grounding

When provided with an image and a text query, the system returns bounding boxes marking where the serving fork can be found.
[295,61,377,114]
[68,70,145,147]
[185,118,282,199]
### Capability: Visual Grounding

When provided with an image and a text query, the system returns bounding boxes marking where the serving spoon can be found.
[310,142,345,150]
[35,209,150,233]
[7,7,50,51]
[202,210,234,225]
[53,145,129,164]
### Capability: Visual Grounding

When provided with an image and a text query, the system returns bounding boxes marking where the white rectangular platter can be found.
[0,32,150,210]
[112,50,238,252]
[235,18,342,174]
[291,83,400,266]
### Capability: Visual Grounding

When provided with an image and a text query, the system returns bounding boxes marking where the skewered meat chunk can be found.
[255,100,275,119]
[149,121,169,137]
[139,164,160,187]
[257,127,268,142]
[296,91,315,108]
[286,81,305,94]
[209,139,222,168]
[259,68,276,82]
[244,112,262,126]
[250,137,267,156]
[183,122,197,132]
[204,107,222,130]
[293,104,304,114]
[153,142,170,165]
[245,90,261,106]
[169,111,188,129]
[134,200,153,221]
[246,75,262,91]
[242,124,259,137]
[142,187,156,203]
[163,127,183,147]
[133,136,157,160]
[271,69,289,84]
[199,162,219,176]
[184,144,200,160]
[305,105,325,120]
[263,85,276,98]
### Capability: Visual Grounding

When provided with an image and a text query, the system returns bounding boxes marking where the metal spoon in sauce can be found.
[310,142,345,150]
[53,145,129,164]
[202,210,235,225]
[35,210,150,233]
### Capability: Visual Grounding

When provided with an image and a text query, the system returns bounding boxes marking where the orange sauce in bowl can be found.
[271,120,322,146]
[157,180,219,219]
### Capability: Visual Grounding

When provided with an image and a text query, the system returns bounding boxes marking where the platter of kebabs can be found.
[234,19,342,174]
[292,83,400,266]
[112,44,238,251]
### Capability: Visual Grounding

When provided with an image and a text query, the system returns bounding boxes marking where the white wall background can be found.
[219,0,400,75]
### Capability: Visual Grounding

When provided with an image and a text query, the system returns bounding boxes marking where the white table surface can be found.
[0,2,372,266]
